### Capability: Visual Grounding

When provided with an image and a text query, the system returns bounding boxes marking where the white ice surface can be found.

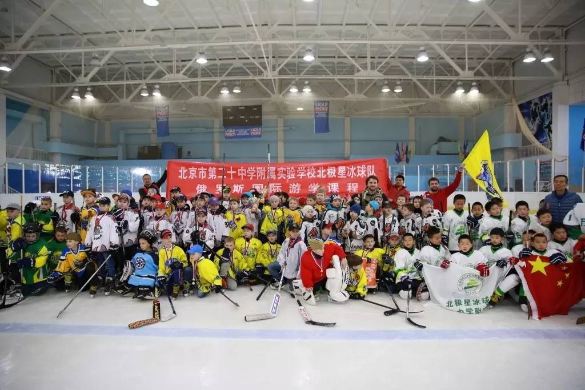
[1,288,584,390]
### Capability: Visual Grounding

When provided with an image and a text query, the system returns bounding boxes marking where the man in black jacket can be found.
[138,170,167,201]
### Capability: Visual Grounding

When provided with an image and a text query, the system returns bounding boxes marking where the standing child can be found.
[342,204,366,253]
[183,209,215,250]
[225,197,247,240]
[442,194,475,253]
[208,197,228,247]
[24,197,57,240]
[112,192,141,268]
[4,203,25,275]
[188,244,222,298]
[48,232,88,292]
[85,197,119,296]
[57,191,79,233]
[470,202,484,249]
[141,195,155,228]
[478,201,510,246]
[393,233,423,299]
[260,195,284,243]
[268,224,306,290]
[75,189,99,243]
[314,187,328,221]
[419,199,443,247]
[363,201,381,244]
[284,197,303,238]
[169,194,191,247]
[378,201,399,247]
[535,209,553,240]
[242,194,263,237]
[322,195,346,240]
[15,223,50,296]
[147,203,174,251]
[399,203,422,247]
[157,229,190,299]
[511,201,538,246]
[300,205,320,244]
[256,229,281,276]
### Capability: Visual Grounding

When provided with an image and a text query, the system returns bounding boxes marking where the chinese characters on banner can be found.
[166,158,389,198]
[155,105,169,137]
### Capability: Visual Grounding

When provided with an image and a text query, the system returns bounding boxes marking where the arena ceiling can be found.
[0,0,584,119]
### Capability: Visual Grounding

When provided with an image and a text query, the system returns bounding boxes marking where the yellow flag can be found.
[463,131,506,203]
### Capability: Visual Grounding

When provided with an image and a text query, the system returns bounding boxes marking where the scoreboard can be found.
[222,105,262,127]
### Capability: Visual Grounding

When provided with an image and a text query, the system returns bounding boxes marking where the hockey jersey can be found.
[27,209,55,240]
[256,241,282,269]
[170,206,191,243]
[56,203,79,233]
[378,212,399,244]
[225,210,247,239]
[116,208,140,247]
[193,258,222,293]
[419,244,450,267]
[322,205,346,239]
[479,244,513,268]
[548,239,576,261]
[394,247,421,282]
[146,216,175,251]
[342,218,367,253]
[214,247,247,279]
[300,218,320,244]
[276,237,307,280]
[55,244,88,274]
[5,215,25,261]
[44,238,67,271]
[450,250,487,269]
[511,215,540,245]
[346,267,368,297]
[363,215,381,243]
[21,239,49,285]
[208,210,228,244]
[157,245,187,276]
[354,247,385,270]
[260,206,284,236]
[442,209,468,252]
[128,250,159,287]
[243,207,263,237]
[85,212,119,252]
[478,215,509,243]
[79,204,99,242]
[399,214,422,244]
[235,237,262,270]
[182,222,215,249]
[563,203,585,235]
[141,207,154,229]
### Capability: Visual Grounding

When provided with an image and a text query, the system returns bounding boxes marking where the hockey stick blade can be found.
[244,292,281,322]
[296,299,336,327]
[407,318,427,329]
[362,298,422,314]
[128,318,159,329]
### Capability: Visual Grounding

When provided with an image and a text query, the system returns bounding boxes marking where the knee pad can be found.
[399,290,411,300]
[292,279,317,305]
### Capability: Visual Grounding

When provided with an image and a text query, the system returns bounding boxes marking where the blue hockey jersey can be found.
[128,251,159,287]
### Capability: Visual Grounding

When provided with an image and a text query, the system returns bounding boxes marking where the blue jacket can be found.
[543,190,583,223]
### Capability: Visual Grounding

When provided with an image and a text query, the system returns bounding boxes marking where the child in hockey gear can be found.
[226,197,247,239]
[420,199,443,247]
[16,223,50,296]
[44,226,67,272]
[535,209,553,240]
[471,202,485,249]
[563,203,585,238]
[547,224,576,261]
[354,234,385,290]
[4,203,25,272]
[320,223,340,245]
[342,204,366,253]
[170,194,191,247]
[284,197,303,238]
[25,197,58,240]
[235,224,262,271]
[75,188,99,243]
[480,228,514,269]
[184,209,215,249]
[147,203,174,250]
[511,201,538,246]
[306,194,318,209]
[416,227,450,269]
[450,235,490,276]
[220,185,232,209]
[295,238,349,305]
[322,195,346,240]
[214,237,246,291]
[260,195,284,241]
[112,192,140,264]
[125,230,159,299]
[141,195,154,228]
[512,230,534,257]
[314,187,328,219]
[399,203,422,247]
[48,232,88,292]
[300,205,320,244]
[412,196,423,217]
[256,229,281,276]
[278,192,290,208]
[188,245,222,298]
[478,201,509,246]
[268,224,306,290]
[379,201,399,247]
[394,234,424,300]
[157,230,190,299]
[442,194,472,253]
[208,197,228,247]
[346,253,368,299]
[363,201,380,244]
[57,191,79,233]
[242,194,262,237]
[85,197,119,296]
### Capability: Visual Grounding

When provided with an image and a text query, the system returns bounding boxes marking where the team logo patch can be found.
[457,273,483,295]
[135,257,146,270]
[475,160,498,197]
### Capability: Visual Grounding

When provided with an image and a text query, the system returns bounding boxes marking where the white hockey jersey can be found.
[56,203,79,233]
[478,215,509,243]
[300,219,320,243]
[182,222,215,249]
[450,250,487,269]
[277,237,307,279]
[442,209,468,251]
[511,215,540,245]
[85,213,119,252]
[170,206,191,242]
[146,216,175,250]
[548,239,576,261]
[399,214,421,241]
[243,207,263,237]
[116,208,140,247]
[420,210,443,246]
[363,215,381,242]
[141,207,154,229]
[479,245,513,268]
[419,244,450,267]
[322,206,346,239]
[343,217,367,253]
[378,213,399,243]
[563,203,585,234]
[394,247,421,281]
[207,211,228,244]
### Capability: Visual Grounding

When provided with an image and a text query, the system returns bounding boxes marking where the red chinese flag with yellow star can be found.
[515,255,585,319]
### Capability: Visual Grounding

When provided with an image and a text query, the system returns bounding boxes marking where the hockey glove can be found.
[169,260,184,270]
[509,257,520,266]
[413,260,424,271]
[483,238,492,246]
[121,220,129,233]
[156,275,167,287]
[17,257,34,269]
[441,234,449,247]
[399,274,410,284]
[214,285,222,294]
[47,271,63,284]
[70,212,81,224]
[10,238,27,252]
[440,259,451,269]
[504,231,515,241]
[466,216,479,229]
[24,202,36,214]
[549,252,567,265]
[254,264,265,276]
[190,230,201,244]
[519,248,532,259]
[73,259,86,269]
[382,254,395,266]
[112,208,124,221]
[496,259,508,268]
[476,263,490,277]
[349,293,363,300]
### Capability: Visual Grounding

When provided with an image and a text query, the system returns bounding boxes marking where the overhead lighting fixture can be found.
[140,86,149,97]
[468,0,483,3]
[152,84,161,97]
[296,107,304,111]
[196,51,207,65]
[85,87,94,100]
[302,81,311,92]
[541,49,554,63]
[523,49,536,63]
[0,55,12,72]
[417,47,429,62]
[394,82,402,93]
[469,82,479,95]
[302,0,315,2]
[290,82,299,93]
[71,87,80,100]
[381,83,390,93]
[143,0,159,6]
[303,47,315,62]
[233,84,241,94]
[89,53,100,67]
[455,81,465,94]
[220,83,230,94]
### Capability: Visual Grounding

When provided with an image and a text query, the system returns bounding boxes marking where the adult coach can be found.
[543,175,582,223]
[387,174,410,201]
[138,170,167,200]
[423,165,464,213]
[359,175,388,209]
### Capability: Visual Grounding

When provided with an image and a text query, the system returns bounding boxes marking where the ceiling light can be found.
[523,49,536,63]
[468,0,482,3]
[296,107,304,111]
[89,53,100,67]
[417,47,429,62]
[0,55,12,72]
[469,82,479,95]
[455,81,465,94]
[303,47,315,62]
[152,85,161,97]
[302,0,315,2]
[394,82,402,93]
[140,86,149,97]
[220,83,229,94]
[541,49,554,63]
[71,87,80,100]
[233,85,241,94]
[302,81,311,92]
[381,83,390,93]
[143,0,159,6]
[196,51,207,65]
[290,82,299,93]
[85,87,94,100]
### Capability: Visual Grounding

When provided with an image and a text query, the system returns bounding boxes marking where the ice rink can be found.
[1,288,584,390]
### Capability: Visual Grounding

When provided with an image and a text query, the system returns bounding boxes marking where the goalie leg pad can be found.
[325,256,350,303]
[292,279,317,306]
[120,261,135,283]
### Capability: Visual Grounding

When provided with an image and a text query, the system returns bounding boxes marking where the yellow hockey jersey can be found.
[256,242,282,269]
[194,258,222,293]
[347,267,368,297]
[214,247,247,279]
[55,245,89,273]
[235,237,263,270]
[260,206,284,236]
[226,210,247,239]
[158,245,188,276]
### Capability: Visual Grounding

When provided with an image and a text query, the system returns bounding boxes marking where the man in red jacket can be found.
[294,239,349,305]
[387,174,411,202]
[423,165,464,213]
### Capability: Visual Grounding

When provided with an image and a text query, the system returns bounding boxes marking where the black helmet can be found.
[23,222,41,243]
[139,229,157,245]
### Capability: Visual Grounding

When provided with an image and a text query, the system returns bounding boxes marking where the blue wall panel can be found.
[284,117,344,161]
[569,105,585,187]
[415,117,460,154]
[350,117,409,156]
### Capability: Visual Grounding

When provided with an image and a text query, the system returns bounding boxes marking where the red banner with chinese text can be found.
[166,158,388,198]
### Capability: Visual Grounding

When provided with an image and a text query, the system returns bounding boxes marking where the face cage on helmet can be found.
[25,232,40,244]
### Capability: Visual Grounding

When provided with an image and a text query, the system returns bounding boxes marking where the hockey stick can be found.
[255,277,270,301]
[220,290,240,307]
[245,267,285,322]
[360,297,425,315]
[506,210,514,249]
[56,254,111,318]
[467,203,472,235]
[296,298,336,327]
[406,285,426,329]
[379,280,423,316]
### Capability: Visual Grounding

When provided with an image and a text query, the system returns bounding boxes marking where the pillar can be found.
[213,118,220,160]
[344,117,350,158]
[503,103,518,161]
[408,116,415,154]
[150,119,157,146]
[49,108,62,164]
[277,117,285,163]
[552,81,569,176]
[104,121,111,146]
[0,94,6,191]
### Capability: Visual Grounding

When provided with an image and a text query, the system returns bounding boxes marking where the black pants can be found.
[0,247,7,274]
[396,278,424,293]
